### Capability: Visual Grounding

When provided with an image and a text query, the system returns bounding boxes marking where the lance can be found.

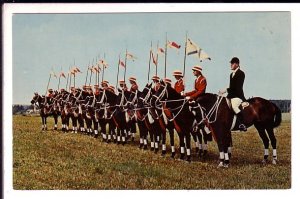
[45,73,52,96]
[95,56,98,86]
[69,66,72,92]
[183,31,188,77]
[164,32,168,78]
[84,61,90,86]
[156,41,159,77]
[57,67,62,91]
[147,41,152,83]
[123,49,127,82]
[100,53,105,85]
[73,59,76,88]
[89,58,94,86]
[116,54,121,89]
[66,66,70,90]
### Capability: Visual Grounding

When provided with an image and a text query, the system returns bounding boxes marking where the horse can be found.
[136,84,167,154]
[195,92,282,167]
[30,92,59,131]
[150,81,196,162]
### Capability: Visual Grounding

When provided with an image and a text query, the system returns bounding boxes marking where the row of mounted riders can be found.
[31,81,282,167]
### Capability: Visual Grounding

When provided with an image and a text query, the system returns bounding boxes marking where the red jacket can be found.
[130,83,139,92]
[174,78,184,94]
[185,75,207,99]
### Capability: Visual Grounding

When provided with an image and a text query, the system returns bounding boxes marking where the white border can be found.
[3,3,299,199]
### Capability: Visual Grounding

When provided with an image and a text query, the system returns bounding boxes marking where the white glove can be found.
[180,91,184,96]
[218,89,227,95]
[185,96,191,100]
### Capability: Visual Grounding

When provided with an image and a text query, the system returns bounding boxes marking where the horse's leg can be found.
[161,128,167,156]
[54,114,58,130]
[198,129,204,158]
[202,129,209,158]
[93,118,99,138]
[44,116,47,130]
[149,126,155,151]
[254,124,270,163]
[41,115,45,131]
[71,116,76,133]
[169,128,176,158]
[185,132,192,162]
[122,128,127,145]
[266,127,277,164]
[179,133,185,160]
[130,121,137,142]
[66,116,70,132]
[191,130,199,153]
[138,122,144,149]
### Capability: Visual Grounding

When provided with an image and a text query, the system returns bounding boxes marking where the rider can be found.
[151,75,160,91]
[173,70,185,95]
[219,57,247,131]
[119,80,128,91]
[94,85,100,96]
[184,65,207,100]
[101,80,109,90]
[47,88,55,104]
[129,77,139,93]
[163,77,172,86]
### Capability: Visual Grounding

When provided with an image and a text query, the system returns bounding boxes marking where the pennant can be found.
[60,72,66,78]
[75,67,82,73]
[151,50,158,66]
[157,47,165,55]
[50,71,57,78]
[92,66,100,73]
[167,41,181,49]
[99,59,109,68]
[186,38,211,61]
[119,59,125,67]
[126,52,137,61]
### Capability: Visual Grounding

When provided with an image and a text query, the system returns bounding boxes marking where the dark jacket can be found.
[227,68,246,101]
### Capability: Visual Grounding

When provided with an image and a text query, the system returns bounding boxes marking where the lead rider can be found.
[219,57,247,131]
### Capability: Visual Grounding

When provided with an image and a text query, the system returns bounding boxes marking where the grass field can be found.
[13,114,291,189]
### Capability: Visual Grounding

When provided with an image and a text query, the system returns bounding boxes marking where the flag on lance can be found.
[157,47,165,55]
[167,41,181,49]
[50,70,57,78]
[151,50,158,66]
[126,52,137,61]
[186,38,211,61]
[119,59,125,67]
[60,71,66,78]
[99,59,109,68]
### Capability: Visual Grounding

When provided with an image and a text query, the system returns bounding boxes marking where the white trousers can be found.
[231,98,242,114]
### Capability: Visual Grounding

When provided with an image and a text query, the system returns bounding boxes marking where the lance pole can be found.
[85,61,90,86]
[156,41,158,77]
[89,58,94,86]
[183,31,188,78]
[116,54,121,89]
[66,66,70,90]
[45,73,52,96]
[164,32,167,78]
[102,53,106,84]
[147,41,152,83]
[123,49,127,81]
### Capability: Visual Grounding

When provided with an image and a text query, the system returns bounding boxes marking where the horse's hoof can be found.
[171,152,176,159]
[143,146,148,150]
[131,137,134,142]
[150,147,154,151]
[272,159,277,165]
[217,161,224,168]
[161,150,166,157]
[228,153,232,159]
[223,163,229,168]
[262,159,268,164]
[180,154,185,160]
[186,156,191,162]
[154,148,159,154]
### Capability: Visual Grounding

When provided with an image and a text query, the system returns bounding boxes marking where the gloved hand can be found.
[218,89,226,95]
[185,96,191,100]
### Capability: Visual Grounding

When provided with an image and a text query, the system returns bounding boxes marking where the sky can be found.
[12,11,291,104]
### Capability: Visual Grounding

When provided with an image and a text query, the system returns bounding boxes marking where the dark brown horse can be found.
[196,93,282,167]
[152,82,281,166]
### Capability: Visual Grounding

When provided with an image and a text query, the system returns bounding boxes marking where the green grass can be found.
[13,115,291,189]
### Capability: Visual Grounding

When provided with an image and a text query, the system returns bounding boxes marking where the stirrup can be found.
[239,124,247,132]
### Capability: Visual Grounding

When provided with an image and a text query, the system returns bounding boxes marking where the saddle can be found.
[225,98,249,131]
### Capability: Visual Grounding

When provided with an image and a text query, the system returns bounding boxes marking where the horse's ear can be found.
[160,79,165,86]
[118,88,122,92]
[34,92,38,95]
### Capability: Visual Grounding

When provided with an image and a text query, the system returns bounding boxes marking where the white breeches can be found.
[231,97,242,114]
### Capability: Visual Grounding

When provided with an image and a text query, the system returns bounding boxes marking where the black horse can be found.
[31,92,59,131]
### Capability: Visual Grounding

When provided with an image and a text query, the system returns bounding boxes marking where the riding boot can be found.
[237,112,247,132]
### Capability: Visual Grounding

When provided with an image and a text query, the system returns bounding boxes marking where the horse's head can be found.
[137,83,152,106]
[150,80,168,107]
[30,92,39,104]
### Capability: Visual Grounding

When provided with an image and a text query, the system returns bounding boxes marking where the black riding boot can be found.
[237,112,247,132]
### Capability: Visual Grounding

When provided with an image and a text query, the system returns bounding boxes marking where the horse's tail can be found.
[272,102,282,128]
